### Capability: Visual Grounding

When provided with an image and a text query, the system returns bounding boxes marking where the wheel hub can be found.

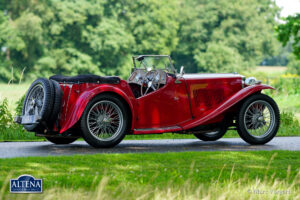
[257,116,264,122]
[30,99,36,107]
[252,113,264,124]
[97,115,112,124]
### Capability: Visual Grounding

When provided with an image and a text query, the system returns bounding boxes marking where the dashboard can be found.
[128,69,168,98]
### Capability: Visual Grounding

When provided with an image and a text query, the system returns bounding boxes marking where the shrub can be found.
[0,98,13,132]
[15,95,25,116]
[281,111,299,127]
[0,98,37,141]
[278,111,300,136]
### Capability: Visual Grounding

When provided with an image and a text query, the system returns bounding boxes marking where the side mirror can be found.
[179,66,185,77]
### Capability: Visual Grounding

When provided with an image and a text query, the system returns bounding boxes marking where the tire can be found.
[80,94,129,148]
[236,93,280,145]
[48,80,62,129]
[22,78,54,131]
[45,137,77,144]
[194,126,227,141]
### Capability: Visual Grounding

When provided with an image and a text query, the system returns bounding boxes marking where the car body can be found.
[16,55,280,147]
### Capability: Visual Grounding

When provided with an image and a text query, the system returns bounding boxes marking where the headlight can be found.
[245,77,260,85]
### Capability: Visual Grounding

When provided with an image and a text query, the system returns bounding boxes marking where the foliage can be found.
[264,76,300,95]
[0,98,13,132]
[260,41,292,66]
[15,94,24,116]
[0,97,36,141]
[276,14,300,60]
[173,0,279,72]
[194,43,245,73]
[0,0,279,81]
[0,0,179,81]
[281,111,299,127]
[286,54,300,75]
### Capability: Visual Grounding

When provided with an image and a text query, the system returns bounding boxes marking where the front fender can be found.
[59,84,136,133]
[181,84,274,130]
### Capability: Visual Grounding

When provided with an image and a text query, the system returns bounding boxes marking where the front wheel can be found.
[80,94,129,148]
[236,93,280,145]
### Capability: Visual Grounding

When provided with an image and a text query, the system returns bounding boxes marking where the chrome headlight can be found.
[245,77,258,85]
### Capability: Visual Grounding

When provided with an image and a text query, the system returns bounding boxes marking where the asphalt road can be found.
[0,137,299,158]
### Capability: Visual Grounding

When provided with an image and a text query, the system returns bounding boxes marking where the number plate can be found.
[21,115,41,125]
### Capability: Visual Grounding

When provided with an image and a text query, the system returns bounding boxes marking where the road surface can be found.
[0,137,299,158]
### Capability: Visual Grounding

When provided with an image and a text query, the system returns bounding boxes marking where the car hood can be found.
[183,73,244,80]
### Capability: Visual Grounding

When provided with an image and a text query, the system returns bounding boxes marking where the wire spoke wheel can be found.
[24,84,45,116]
[87,100,124,141]
[243,100,275,138]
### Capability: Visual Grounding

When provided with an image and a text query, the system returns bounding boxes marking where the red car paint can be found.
[55,73,274,135]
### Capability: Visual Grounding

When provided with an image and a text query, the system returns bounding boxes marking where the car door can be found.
[135,75,192,129]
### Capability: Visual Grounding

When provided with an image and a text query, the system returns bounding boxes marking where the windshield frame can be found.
[132,55,177,75]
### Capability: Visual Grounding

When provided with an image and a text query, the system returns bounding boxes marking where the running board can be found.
[133,126,183,134]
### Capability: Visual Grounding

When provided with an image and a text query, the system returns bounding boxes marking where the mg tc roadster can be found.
[15,55,280,148]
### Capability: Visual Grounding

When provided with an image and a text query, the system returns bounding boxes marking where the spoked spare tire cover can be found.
[22,78,54,131]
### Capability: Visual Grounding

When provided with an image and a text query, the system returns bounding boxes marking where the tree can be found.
[0,0,280,82]
[276,14,300,60]
[0,0,180,82]
[194,43,245,73]
[173,0,279,73]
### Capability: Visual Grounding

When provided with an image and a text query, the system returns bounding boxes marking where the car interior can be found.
[128,68,167,98]
[127,55,175,98]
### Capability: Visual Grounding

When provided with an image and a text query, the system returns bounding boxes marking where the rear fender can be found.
[181,84,274,130]
[59,85,135,133]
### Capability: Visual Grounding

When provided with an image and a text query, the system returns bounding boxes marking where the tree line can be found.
[0,0,281,82]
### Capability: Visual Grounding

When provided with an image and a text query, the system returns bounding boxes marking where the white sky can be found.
[276,0,300,17]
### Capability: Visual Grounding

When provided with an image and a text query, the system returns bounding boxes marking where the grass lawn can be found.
[0,151,299,199]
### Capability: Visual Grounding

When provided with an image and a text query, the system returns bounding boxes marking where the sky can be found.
[276,0,300,17]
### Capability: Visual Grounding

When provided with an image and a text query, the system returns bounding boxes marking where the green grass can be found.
[0,131,44,141]
[0,151,300,199]
[0,83,29,112]
[274,94,300,120]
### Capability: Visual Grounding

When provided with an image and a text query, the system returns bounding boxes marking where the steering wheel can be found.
[141,70,163,96]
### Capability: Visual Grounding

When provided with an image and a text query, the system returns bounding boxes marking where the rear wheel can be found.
[236,94,280,144]
[45,137,77,144]
[80,94,129,148]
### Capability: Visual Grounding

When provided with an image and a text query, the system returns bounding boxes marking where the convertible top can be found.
[49,74,120,84]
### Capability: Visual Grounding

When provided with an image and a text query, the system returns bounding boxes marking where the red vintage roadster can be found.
[15,55,280,148]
